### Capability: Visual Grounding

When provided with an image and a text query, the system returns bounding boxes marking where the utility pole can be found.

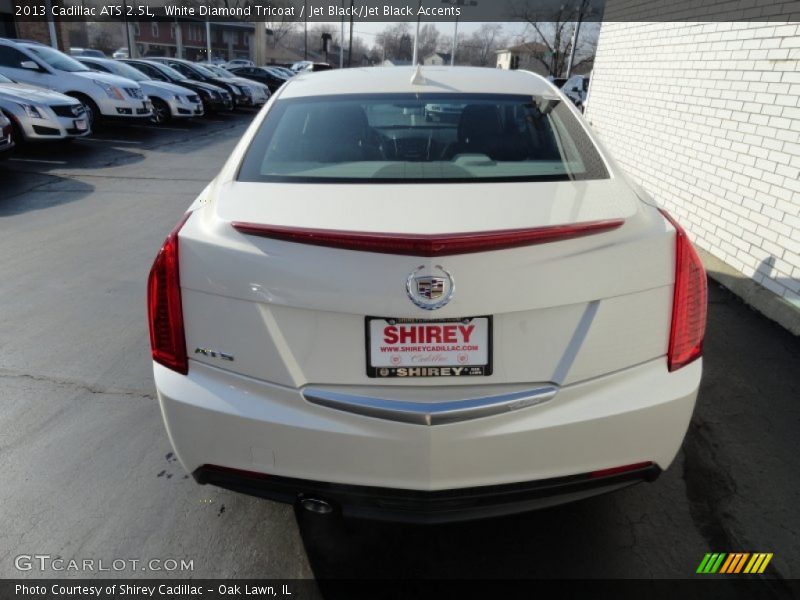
[121,0,133,56]
[348,0,354,67]
[254,23,267,67]
[451,16,458,65]
[442,0,477,67]
[174,19,183,59]
[205,20,212,61]
[303,0,308,60]
[566,0,588,78]
[44,0,58,48]
[339,0,345,68]
[412,0,422,66]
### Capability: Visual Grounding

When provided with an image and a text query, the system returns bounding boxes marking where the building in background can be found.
[423,52,451,66]
[0,2,86,52]
[587,4,800,333]
[495,42,549,74]
[0,0,14,39]
[133,20,254,61]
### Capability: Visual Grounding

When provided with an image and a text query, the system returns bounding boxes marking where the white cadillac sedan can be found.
[149,67,707,523]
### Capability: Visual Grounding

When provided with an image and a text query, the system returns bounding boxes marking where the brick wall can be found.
[15,19,75,51]
[586,12,800,311]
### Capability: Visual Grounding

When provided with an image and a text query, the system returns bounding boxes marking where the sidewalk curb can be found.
[698,248,800,336]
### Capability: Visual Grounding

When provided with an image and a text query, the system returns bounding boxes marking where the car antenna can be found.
[410,65,426,86]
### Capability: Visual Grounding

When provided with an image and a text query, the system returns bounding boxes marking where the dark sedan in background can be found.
[120,59,233,114]
[147,58,262,109]
[227,66,288,94]
[199,64,270,107]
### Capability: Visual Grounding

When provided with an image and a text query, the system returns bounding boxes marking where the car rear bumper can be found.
[155,357,699,518]
[194,462,661,523]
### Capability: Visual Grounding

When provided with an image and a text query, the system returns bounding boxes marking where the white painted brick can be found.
[590,15,800,307]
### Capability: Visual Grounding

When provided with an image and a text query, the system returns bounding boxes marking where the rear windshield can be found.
[237,93,608,183]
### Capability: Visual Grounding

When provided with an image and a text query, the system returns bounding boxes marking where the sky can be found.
[314,20,600,55]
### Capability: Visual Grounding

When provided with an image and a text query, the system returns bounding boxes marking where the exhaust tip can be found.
[299,497,334,515]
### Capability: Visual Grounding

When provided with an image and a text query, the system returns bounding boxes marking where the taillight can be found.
[230,219,625,257]
[590,461,653,479]
[659,209,707,372]
[147,213,191,374]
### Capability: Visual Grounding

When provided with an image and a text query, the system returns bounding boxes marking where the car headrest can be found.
[458,104,503,143]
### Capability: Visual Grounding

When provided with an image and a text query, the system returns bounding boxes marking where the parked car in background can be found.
[224,59,254,69]
[69,48,106,58]
[227,66,287,94]
[0,72,89,143]
[0,38,151,125]
[547,76,567,88]
[562,74,590,111]
[121,59,233,114]
[290,60,332,73]
[112,47,129,59]
[199,63,269,107]
[78,57,203,124]
[269,66,296,78]
[148,58,256,109]
[0,111,14,157]
[148,66,707,523]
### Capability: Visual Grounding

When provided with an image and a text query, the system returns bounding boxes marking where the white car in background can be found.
[0,72,89,143]
[149,67,707,523]
[562,74,590,111]
[224,59,255,70]
[0,39,151,125]
[77,57,203,124]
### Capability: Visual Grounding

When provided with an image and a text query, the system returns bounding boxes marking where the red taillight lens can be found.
[590,461,653,479]
[147,213,191,375]
[231,219,625,257]
[659,209,708,372]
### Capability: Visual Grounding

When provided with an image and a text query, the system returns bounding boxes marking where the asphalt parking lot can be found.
[0,114,798,590]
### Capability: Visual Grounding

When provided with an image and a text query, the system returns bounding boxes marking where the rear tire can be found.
[150,98,171,125]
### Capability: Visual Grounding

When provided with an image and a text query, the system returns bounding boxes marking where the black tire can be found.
[150,97,171,125]
[2,111,24,147]
[67,93,100,130]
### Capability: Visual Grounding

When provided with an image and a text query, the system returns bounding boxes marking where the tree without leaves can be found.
[262,1,297,48]
[461,24,507,67]
[416,24,440,60]
[510,0,596,77]
[373,23,413,62]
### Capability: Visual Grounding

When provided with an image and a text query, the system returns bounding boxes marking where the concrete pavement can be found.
[0,113,797,588]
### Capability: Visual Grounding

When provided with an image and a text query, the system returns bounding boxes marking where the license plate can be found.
[74,119,87,131]
[366,316,492,378]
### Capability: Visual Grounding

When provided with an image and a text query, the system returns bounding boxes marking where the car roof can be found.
[0,37,45,46]
[279,66,557,99]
